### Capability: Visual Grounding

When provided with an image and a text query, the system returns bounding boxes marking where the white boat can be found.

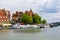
[39,24,50,28]
[11,23,39,29]
[11,23,20,29]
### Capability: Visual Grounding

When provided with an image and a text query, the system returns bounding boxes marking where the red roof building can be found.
[25,9,33,16]
[12,9,34,24]
[0,9,10,25]
[12,11,23,23]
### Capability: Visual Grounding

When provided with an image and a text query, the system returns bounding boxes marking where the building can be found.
[0,9,11,26]
[5,10,10,18]
[25,9,33,16]
[12,11,23,23]
[12,9,34,24]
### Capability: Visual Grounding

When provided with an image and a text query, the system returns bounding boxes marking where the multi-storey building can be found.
[0,9,11,26]
[25,9,33,16]
[12,11,23,23]
[12,9,33,24]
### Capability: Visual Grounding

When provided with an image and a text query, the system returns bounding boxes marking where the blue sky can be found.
[0,0,60,23]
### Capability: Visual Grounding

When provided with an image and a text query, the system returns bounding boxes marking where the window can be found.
[6,16,7,18]
[7,20,9,21]
[2,20,3,21]
[5,20,6,21]
[0,17,2,18]
[0,16,1,18]
[3,16,5,18]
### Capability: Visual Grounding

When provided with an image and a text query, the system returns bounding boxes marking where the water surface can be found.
[0,26,60,40]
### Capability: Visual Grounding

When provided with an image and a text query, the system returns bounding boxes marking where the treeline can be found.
[20,13,47,24]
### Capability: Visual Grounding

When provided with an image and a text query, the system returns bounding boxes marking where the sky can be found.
[0,0,60,23]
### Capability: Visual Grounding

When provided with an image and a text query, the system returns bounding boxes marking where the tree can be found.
[33,14,41,24]
[21,13,33,24]
[42,19,47,24]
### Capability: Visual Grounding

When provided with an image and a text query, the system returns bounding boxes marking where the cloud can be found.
[39,12,60,23]
[38,0,60,13]
[0,0,50,12]
[37,0,60,23]
[0,0,60,23]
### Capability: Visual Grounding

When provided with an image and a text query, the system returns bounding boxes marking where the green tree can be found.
[33,14,41,24]
[21,13,33,24]
[42,19,47,24]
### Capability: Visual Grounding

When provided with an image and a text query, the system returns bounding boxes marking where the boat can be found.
[11,23,20,29]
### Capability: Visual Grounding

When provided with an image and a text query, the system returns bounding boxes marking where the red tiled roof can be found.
[0,10,9,22]
[0,11,5,16]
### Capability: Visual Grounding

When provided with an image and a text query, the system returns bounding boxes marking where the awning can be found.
[2,24,12,26]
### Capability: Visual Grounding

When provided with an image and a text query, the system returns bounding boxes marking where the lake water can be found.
[0,26,60,40]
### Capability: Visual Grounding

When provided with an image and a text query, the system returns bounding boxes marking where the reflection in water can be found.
[0,26,60,40]
[0,28,41,33]
[0,29,11,32]
[13,28,41,33]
